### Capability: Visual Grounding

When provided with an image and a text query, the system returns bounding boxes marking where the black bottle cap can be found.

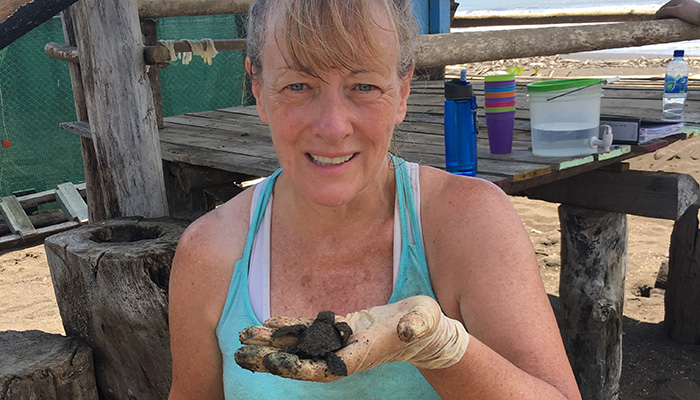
[445,78,473,100]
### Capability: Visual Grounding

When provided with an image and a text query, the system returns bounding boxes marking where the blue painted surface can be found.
[412,0,430,34]
[429,0,451,34]
[413,0,450,34]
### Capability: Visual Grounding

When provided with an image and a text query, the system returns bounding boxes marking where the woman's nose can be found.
[312,90,353,140]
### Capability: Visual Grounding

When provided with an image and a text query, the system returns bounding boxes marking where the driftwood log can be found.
[0,330,98,399]
[44,218,187,400]
[558,205,627,400]
[666,205,700,344]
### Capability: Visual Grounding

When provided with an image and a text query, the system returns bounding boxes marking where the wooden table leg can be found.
[558,205,627,400]
[666,204,700,344]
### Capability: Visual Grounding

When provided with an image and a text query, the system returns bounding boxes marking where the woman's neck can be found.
[272,161,396,241]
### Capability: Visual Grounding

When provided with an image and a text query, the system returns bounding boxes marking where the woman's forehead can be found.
[261,3,399,76]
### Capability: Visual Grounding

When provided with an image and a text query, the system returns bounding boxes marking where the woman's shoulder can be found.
[417,164,511,215]
[169,186,256,327]
[178,186,254,261]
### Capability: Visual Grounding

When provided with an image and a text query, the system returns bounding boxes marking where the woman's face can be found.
[248,8,412,208]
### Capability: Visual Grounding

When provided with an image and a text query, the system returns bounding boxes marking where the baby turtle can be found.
[271,310,353,376]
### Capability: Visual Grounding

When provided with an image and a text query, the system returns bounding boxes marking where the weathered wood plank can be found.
[0,196,37,238]
[161,141,279,177]
[56,182,89,223]
[522,170,700,220]
[0,221,81,252]
[10,182,86,209]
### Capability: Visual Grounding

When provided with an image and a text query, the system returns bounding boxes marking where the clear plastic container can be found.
[527,78,603,157]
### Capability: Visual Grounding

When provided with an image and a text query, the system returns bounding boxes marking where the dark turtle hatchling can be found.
[272,310,353,376]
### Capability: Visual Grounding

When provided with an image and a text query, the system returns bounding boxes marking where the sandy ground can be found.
[2,56,700,399]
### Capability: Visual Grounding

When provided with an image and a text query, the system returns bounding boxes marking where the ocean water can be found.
[454,0,700,56]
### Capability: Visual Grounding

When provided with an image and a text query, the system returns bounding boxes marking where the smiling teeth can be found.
[310,154,354,166]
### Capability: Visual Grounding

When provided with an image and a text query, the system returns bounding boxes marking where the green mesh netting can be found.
[0,14,249,198]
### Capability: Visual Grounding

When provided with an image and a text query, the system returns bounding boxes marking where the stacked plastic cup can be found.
[484,74,516,154]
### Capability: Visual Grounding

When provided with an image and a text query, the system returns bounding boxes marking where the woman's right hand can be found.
[235,295,469,382]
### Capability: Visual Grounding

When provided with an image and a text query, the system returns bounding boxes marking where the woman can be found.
[168,0,581,398]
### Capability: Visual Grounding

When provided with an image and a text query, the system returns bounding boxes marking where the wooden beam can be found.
[415,19,700,68]
[50,19,700,69]
[136,0,253,18]
[452,8,656,28]
[56,182,89,223]
[529,169,700,219]
[71,0,168,219]
[0,196,37,238]
[520,170,700,221]
[1,0,78,49]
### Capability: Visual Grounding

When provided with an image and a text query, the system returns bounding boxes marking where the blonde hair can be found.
[246,0,417,80]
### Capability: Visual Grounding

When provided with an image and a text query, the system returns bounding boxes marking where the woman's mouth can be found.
[308,153,356,166]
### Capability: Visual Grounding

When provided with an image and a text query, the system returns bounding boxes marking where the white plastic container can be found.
[527,78,603,157]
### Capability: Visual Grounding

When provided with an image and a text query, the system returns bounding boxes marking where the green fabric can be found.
[0,14,248,197]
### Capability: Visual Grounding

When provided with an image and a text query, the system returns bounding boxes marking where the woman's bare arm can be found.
[420,167,581,399]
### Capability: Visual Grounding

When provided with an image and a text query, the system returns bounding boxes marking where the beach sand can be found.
[2,55,700,398]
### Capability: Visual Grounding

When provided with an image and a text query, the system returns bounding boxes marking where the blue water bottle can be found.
[444,69,478,176]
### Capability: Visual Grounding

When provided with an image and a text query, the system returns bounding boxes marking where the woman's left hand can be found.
[234,295,469,382]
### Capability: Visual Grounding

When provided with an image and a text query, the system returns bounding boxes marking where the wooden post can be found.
[558,205,627,400]
[0,330,98,399]
[666,205,700,344]
[60,6,106,222]
[45,218,187,400]
[141,19,164,129]
[70,0,168,219]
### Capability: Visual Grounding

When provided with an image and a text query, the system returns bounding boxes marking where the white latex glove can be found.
[235,295,469,382]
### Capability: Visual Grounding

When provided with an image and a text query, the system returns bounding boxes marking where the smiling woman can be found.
[166,1,582,399]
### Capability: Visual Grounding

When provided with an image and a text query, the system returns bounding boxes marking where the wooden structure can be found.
[32,0,700,398]
[0,330,98,399]
[0,182,88,251]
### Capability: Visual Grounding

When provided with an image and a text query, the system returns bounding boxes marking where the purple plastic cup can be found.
[485,110,515,154]
[484,80,515,87]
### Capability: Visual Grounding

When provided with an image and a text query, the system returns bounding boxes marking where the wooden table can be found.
[158,78,700,400]
[160,78,699,194]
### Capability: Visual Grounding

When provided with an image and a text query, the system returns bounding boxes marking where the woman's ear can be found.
[246,57,269,123]
[395,63,414,125]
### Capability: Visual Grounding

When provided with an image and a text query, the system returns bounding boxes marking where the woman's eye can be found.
[356,84,375,92]
[288,83,305,91]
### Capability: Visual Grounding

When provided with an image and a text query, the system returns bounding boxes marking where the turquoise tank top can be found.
[216,155,440,399]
